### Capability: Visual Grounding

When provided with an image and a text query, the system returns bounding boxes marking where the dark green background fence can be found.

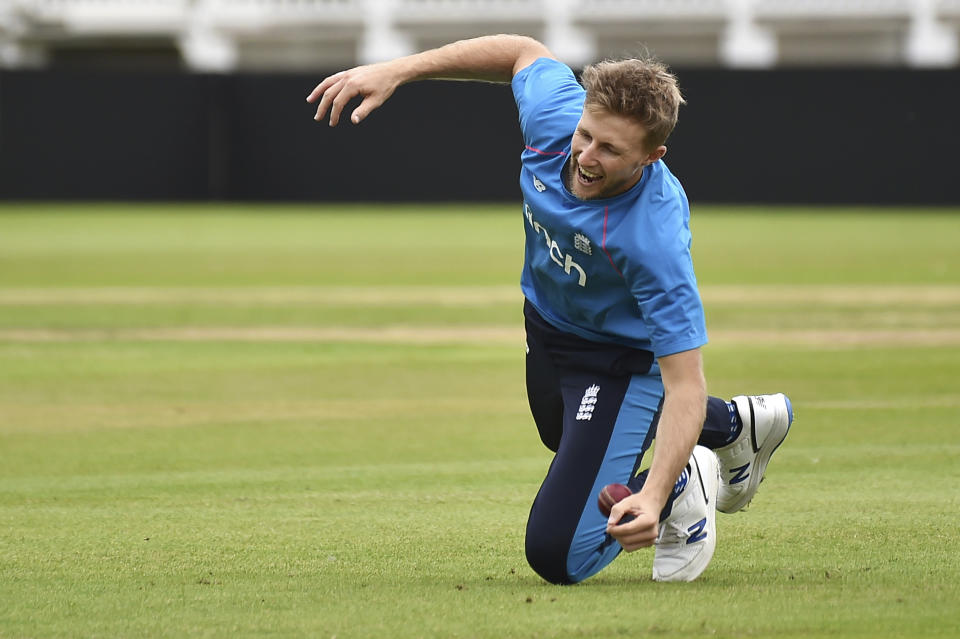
[1,68,957,204]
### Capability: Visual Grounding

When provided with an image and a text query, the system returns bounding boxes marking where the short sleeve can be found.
[623,198,708,358]
[512,58,584,152]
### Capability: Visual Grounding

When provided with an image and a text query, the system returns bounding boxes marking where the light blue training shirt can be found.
[512,57,707,358]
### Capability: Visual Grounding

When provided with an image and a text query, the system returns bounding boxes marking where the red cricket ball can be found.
[597,483,633,518]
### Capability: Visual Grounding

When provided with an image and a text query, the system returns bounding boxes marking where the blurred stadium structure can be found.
[1,0,959,71]
[2,1,958,204]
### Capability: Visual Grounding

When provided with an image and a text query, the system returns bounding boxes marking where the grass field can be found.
[1,203,958,638]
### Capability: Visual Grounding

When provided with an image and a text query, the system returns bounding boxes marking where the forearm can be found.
[308,35,551,126]
[389,34,550,84]
[639,354,707,510]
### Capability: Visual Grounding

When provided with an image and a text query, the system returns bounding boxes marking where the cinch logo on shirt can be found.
[524,203,587,287]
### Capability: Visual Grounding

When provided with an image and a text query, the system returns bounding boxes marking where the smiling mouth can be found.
[577,164,603,184]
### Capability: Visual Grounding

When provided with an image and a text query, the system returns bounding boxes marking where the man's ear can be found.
[641,145,668,167]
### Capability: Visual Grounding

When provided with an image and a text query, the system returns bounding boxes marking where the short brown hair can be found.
[580,58,685,151]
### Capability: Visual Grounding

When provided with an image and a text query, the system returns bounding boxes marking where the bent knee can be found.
[525,517,620,585]
[525,533,576,585]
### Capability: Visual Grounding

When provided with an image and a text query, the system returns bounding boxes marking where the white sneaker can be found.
[715,393,794,514]
[652,445,720,583]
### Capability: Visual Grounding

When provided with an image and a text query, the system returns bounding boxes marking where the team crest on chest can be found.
[573,232,592,255]
[533,175,547,192]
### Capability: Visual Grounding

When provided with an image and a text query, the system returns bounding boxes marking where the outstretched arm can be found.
[306,34,554,126]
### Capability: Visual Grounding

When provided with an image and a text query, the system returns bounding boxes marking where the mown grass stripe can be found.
[3,326,960,346]
[0,284,957,305]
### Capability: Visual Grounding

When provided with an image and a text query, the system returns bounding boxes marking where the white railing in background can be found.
[21,0,191,26]
[753,0,913,18]
[577,0,729,19]
[0,0,956,69]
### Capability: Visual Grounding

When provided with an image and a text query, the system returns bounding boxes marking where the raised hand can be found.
[306,62,404,126]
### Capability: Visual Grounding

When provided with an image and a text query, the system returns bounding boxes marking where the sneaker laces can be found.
[656,517,694,547]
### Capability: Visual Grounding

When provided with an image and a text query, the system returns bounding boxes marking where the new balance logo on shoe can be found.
[687,517,708,544]
[673,467,689,496]
[728,462,750,485]
[576,384,599,420]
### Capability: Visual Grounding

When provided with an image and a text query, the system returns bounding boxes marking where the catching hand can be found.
[606,493,662,552]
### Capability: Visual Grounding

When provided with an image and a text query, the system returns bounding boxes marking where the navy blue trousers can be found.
[523,301,725,585]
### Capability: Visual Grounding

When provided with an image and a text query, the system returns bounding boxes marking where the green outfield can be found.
[1,203,958,638]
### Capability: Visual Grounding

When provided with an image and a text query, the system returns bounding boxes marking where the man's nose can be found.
[579,143,597,166]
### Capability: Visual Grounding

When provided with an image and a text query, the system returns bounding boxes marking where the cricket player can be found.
[308,34,793,583]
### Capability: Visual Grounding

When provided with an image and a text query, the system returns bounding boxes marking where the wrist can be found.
[391,55,427,85]
[635,485,669,513]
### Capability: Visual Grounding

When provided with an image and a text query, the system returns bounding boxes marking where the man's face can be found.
[568,105,665,200]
